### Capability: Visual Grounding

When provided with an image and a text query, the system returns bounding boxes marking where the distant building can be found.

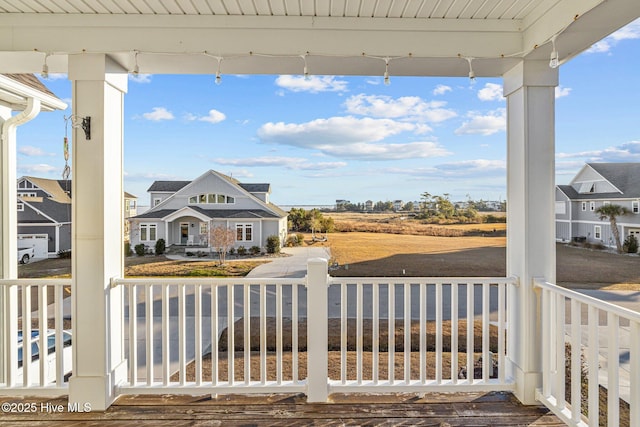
[365,200,373,211]
[335,199,350,210]
[393,200,403,211]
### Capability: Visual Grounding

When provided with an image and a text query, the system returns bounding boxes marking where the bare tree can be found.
[209,225,236,265]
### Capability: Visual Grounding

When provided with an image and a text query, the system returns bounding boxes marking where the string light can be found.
[465,57,476,82]
[41,53,49,78]
[549,35,559,69]
[383,57,390,86]
[132,50,140,75]
[301,53,310,80]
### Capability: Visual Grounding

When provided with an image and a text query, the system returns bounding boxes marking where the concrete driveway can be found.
[246,246,331,278]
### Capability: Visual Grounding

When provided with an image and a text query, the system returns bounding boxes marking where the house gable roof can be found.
[20,177,72,204]
[133,207,281,220]
[20,197,71,223]
[147,181,191,192]
[560,163,640,200]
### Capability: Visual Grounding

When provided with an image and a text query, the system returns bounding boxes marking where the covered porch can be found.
[1,1,640,426]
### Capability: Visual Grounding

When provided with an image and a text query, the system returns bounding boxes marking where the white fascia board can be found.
[0,74,67,111]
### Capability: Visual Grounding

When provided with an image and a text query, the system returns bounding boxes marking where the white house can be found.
[556,162,640,247]
[129,170,288,251]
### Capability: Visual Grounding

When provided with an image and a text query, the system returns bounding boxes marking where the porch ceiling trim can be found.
[162,207,210,223]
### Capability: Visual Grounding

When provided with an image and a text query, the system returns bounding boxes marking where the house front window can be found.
[17,202,24,211]
[581,202,586,211]
[590,202,595,211]
[140,223,157,241]
[236,224,253,242]
[153,198,162,207]
[633,201,639,214]
[594,225,601,240]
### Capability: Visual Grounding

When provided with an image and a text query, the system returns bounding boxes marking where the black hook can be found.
[81,116,91,140]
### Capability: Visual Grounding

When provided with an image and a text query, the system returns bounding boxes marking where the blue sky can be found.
[16,19,640,207]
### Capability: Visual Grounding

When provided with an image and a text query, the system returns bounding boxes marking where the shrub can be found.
[57,249,71,259]
[154,238,166,255]
[134,243,146,256]
[124,242,133,257]
[623,235,639,253]
[250,245,261,255]
[296,233,305,244]
[237,246,247,256]
[286,235,300,247]
[266,235,280,254]
[228,247,236,255]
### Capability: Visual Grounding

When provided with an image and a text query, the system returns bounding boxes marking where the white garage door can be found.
[18,234,49,259]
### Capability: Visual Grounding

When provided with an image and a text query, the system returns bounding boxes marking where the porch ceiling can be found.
[0,0,638,77]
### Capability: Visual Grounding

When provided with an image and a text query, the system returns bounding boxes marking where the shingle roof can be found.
[239,183,270,193]
[3,74,56,97]
[560,163,640,200]
[21,197,72,223]
[147,181,191,192]
[133,207,281,220]
[24,177,71,204]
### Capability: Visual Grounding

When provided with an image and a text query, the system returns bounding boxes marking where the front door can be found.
[180,223,189,244]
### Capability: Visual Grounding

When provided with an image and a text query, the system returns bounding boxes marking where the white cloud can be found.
[477,83,503,102]
[18,146,54,157]
[455,108,506,136]
[18,164,57,174]
[385,159,506,178]
[142,107,174,121]
[555,86,572,99]
[587,18,640,54]
[258,116,450,160]
[186,109,226,124]
[213,156,347,170]
[344,94,457,123]
[433,85,452,96]
[275,75,348,93]
[556,141,640,162]
[129,73,152,84]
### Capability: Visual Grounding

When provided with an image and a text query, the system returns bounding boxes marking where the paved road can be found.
[245,246,331,278]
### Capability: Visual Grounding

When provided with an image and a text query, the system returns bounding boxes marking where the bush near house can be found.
[124,242,133,257]
[57,249,71,259]
[266,235,280,254]
[155,238,166,255]
[134,244,146,256]
[250,245,261,255]
[623,235,639,254]
[237,246,247,256]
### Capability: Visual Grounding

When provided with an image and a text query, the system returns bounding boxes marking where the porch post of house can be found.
[67,54,128,410]
[503,59,558,405]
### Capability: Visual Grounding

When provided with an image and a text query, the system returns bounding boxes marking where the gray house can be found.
[17,176,72,258]
[129,170,288,251]
[556,163,640,248]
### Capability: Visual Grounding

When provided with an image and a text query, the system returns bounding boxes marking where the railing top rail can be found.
[111,276,306,287]
[534,278,640,323]
[0,278,72,286]
[329,276,519,286]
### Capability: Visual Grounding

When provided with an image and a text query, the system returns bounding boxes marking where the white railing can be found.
[535,279,640,427]
[113,277,308,395]
[112,264,517,400]
[327,277,515,393]
[0,278,72,396]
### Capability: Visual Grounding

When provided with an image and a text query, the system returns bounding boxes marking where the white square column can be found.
[67,54,128,410]
[503,60,558,405]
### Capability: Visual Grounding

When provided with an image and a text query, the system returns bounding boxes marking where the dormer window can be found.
[188,193,235,205]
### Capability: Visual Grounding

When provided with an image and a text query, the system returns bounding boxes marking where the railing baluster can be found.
[403,282,410,384]
[607,312,620,425]
[128,283,137,386]
[435,282,442,384]
[587,305,599,427]
[466,282,474,385]
[541,288,550,398]
[631,321,640,427]
[146,284,154,386]
[276,283,282,385]
[55,284,64,386]
[388,283,395,384]
[195,284,202,386]
[451,282,458,384]
[292,284,298,383]
[340,282,347,384]
[372,283,379,385]
[162,284,169,386]
[228,284,234,385]
[570,299,581,422]
[178,284,186,386]
[554,292,565,411]
[357,282,363,384]
[38,284,47,386]
[420,282,427,384]
[482,283,489,382]
[243,283,250,385]
[22,284,31,386]
[497,282,505,384]
[211,284,218,386]
[260,284,266,385]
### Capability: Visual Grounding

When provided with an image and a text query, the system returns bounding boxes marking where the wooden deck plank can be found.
[0,392,566,426]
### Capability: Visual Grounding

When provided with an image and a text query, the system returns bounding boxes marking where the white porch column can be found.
[67,54,128,410]
[503,60,558,405]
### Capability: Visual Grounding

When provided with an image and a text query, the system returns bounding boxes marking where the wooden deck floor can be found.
[0,392,565,426]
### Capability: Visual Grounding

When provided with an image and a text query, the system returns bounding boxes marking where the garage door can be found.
[18,234,49,259]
